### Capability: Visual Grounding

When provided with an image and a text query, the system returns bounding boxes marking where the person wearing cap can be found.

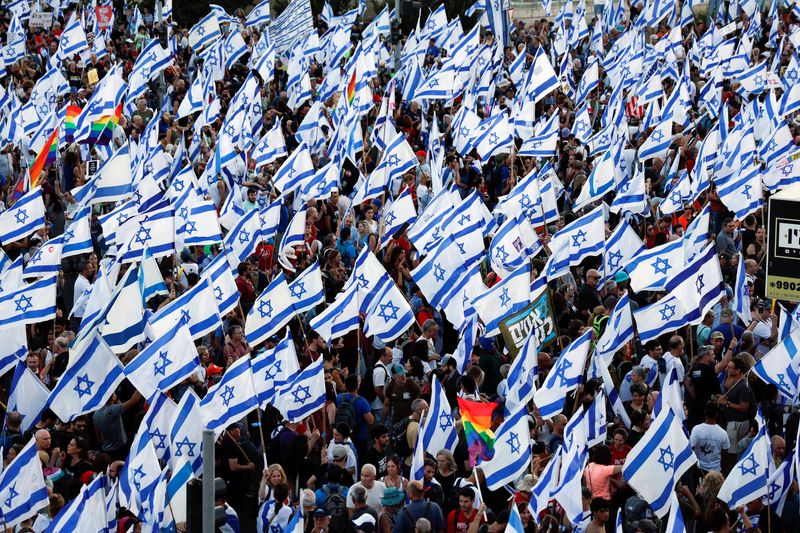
[710,307,743,351]
[311,508,332,533]
[383,362,421,428]
[378,486,404,531]
[585,498,611,533]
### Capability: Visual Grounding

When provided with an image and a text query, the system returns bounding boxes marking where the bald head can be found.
[552,414,567,434]
[586,269,600,288]
[34,429,51,451]
[771,436,786,460]
[408,480,424,499]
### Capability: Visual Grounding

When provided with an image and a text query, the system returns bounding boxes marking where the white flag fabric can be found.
[200,355,258,437]
[533,330,592,419]
[479,405,531,490]
[717,425,770,509]
[246,273,297,346]
[7,360,50,433]
[274,356,325,422]
[0,439,48,528]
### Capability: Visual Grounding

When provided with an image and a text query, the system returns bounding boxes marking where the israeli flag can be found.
[518,111,559,157]
[664,242,724,324]
[200,250,241,318]
[380,188,417,249]
[363,274,415,343]
[626,239,684,293]
[533,329,592,419]
[0,187,46,244]
[224,208,262,263]
[148,279,218,344]
[223,30,249,70]
[752,326,800,402]
[356,131,417,203]
[599,357,631,428]
[274,357,325,422]
[596,294,635,365]
[734,252,752,325]
[189,12,222,51]
[624,406,697,520]
[290,262,325,314]
[60,207,93,258]
[119,428,162,518]
[200,355,258,437]
[180,200,223,248]
[479,405,531,490]
[718,424,770,509]
[252,331,301,408]
[7,360,49,433]
[420,376,458,457]
[246,273,297,347]
[47,333,125,422]
[278,207,307,271]
[638,118,674,161]
[0,276,57,327]
[169,390,204,474]
[23,235,64,279]
[247,0,271,26]
[0,439,48,528]
[489,213,541,279]
[309,284,359,341]
[716,164,763,221]
[472,262,533,337]
[141,392,177,463]
[545,204,605,279]
[54,13,89,63]
[47,475,109,532]
[505,329,539,414]
[633,293,690,343]
[125,319,200,399]
[603,219,644,282]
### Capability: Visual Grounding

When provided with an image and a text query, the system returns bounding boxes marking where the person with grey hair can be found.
[347,464,385,514]
[42,335,70,386]
[392,481,444,533]
[348,484,379,529]
[619,365,649,402]
[415,319,441,364]
[414,517,432,533]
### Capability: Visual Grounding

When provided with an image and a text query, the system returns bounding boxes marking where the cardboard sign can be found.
[95,5,113,30]
[87,69,99,85]
[29,12,53,29]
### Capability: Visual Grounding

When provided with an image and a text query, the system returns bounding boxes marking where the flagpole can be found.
[255,407,269,468]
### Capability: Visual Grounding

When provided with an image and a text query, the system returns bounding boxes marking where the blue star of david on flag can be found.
[378,300,400,322]
[291,384,312,403]
[657,445,674,471]
[74,373,95,398]
[153,351,172,376]
[221,385,235,407]
[150,428,168,450]
[175,436,197,457]
[659,302,676,321]
[652,257,671,275]
[499,287,511,308]
[3,483,18,507]
[506,431,521,454]
[290,281,307,299]
[738,453,758,476]
[258,300,273,319]
[14,210,28,225]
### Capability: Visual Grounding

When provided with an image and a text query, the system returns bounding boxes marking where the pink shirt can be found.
[583,463,616,499]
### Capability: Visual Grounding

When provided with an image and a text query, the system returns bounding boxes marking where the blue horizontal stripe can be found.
[286,393,325,420]
[3,489,48,524]
[0,306,57,327]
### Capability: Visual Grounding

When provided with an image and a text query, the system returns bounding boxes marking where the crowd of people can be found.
[0,0,799,532]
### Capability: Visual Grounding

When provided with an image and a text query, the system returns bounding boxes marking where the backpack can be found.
[322,485,348,531]
[266,425,292,466]
[335,394,358,429]
[389,416,413,458]
[360,361,387,403]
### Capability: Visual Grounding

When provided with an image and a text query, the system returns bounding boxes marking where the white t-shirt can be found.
[689,422,730,471]
[72,274,92,318]
[371,362,390,410]
[345,480,386,512]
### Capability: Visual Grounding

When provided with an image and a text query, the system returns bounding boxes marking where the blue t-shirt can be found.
[336,393,371,442]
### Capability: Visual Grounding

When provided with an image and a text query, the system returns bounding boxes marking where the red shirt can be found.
[235,275,256,305]
[611,444,631,467]
[447,509,482,533]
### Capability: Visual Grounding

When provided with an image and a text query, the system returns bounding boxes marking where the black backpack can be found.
[389,416,413,458]
[335,394,358,429]
[266,425,291,466]
[360,361,388,403]
[322,485,348,531]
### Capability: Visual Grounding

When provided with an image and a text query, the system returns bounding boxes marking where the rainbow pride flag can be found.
[346,70,357,106]
[86,103,122,146]
[64,105,82,142]
[29,128,58,189]
[458,397,497,466]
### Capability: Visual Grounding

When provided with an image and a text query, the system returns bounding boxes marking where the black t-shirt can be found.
[689,362,721,412]
[578,284,602,313]
[362,446,389,478]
